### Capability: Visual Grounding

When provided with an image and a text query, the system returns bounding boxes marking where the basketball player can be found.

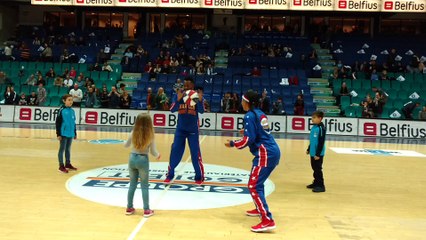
[225,90,280,233]
[165,77,205,184]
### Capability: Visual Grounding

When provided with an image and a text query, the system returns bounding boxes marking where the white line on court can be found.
[126,135,207,240]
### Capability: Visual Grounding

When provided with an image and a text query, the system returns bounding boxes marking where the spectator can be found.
[144,62,155,80]
[122,49,133,65]
[45,68,56,80]
[19,43,30,61]
[380,70,389,81]
[120,91,132,109]
[259,90,271,114]
[54,76,63,87]
[4,44,14,61]
[338,81,350,105]
[402,101,420,120]
[97,48,109,64]
[60,49,70,63]
[24,74,37,86]
[118,83,126,95]
[250,67,262,77]
[361,96,374,118]
[18,93,28,105]
[102,62,113,72]
[108,86,121,108]
[28,91,37,106]
[153,64,162,76]
[221,92,232,113]
[294,93,305,115]
[69,84,83,107]
[69,66,77,79]
[84,86,97,108]
[61,67,70,78]
[372,91,385,118]
[91,63,102,71]
[4,86,17,105]
[146,87,156,110]
[40,43,53,62]
[37,83,47,106]
[0,71,12,85]
[155,87,168,110]
[205,63,216,75]
[99,85,109,108]
[75,76,85,88]
[231,93,241,113]
[36,74,46,86]
[419,105,426,120]
[63,75,73,88]
[272,97,285,115]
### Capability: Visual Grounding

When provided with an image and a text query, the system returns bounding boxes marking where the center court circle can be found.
[66,162,275,210]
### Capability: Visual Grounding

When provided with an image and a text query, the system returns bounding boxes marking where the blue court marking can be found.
[88,139,126,144]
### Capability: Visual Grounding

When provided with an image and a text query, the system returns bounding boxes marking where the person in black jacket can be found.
[402,101,420,120]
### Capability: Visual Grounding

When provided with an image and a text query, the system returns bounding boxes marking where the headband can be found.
[242,95,250,103]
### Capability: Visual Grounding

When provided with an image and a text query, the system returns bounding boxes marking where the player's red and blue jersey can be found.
[169,93,204,133]
[230,109,280,167]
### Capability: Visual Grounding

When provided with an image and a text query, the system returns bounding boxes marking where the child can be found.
[225,90,280,233]
[55,94,77,173]
[18,93,28,105]
[124,113,161,217]
[306,111,326,193]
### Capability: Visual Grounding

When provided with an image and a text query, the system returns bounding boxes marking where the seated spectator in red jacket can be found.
[250,67,262,77]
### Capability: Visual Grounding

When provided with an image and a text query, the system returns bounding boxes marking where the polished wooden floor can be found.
[1,125,426,240]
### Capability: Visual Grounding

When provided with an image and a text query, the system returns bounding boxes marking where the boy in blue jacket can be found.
[55,94,77,173]
[306,111,326,192]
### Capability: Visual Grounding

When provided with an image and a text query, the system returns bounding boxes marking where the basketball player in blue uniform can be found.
[165,77,205,184]
[225,90,280,233]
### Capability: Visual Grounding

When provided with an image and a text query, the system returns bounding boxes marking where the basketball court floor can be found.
[1,123,426,240]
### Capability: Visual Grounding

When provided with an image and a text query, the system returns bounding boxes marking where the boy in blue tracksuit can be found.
[165,77,205,184]
[55,94,77,173]
[306,111,326,193]
[225,90,280,233]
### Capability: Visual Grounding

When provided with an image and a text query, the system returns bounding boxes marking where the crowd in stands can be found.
[331,44,426,120]
[1,24,425,120]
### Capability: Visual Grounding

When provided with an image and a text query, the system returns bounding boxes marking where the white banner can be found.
[216,113,286,133]
[0,105,15,122]
[358,119,426,139]
[381,0,425,12]
[74,0,115,6]
[244,0,289,9]
[32,0,73,5]
[80,109,216,130]
[150,111,216,130]
[14,106,81,124]
[334,0,381,11]
[290,0,334,11]
[114,0,157,7]
[32,0,426,12]
[201,0,244,9]
[6,105,426,139]
[158,0,201,8]
[286,116,358,135]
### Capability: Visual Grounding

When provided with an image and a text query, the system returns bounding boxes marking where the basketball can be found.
[183,90,199,106]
